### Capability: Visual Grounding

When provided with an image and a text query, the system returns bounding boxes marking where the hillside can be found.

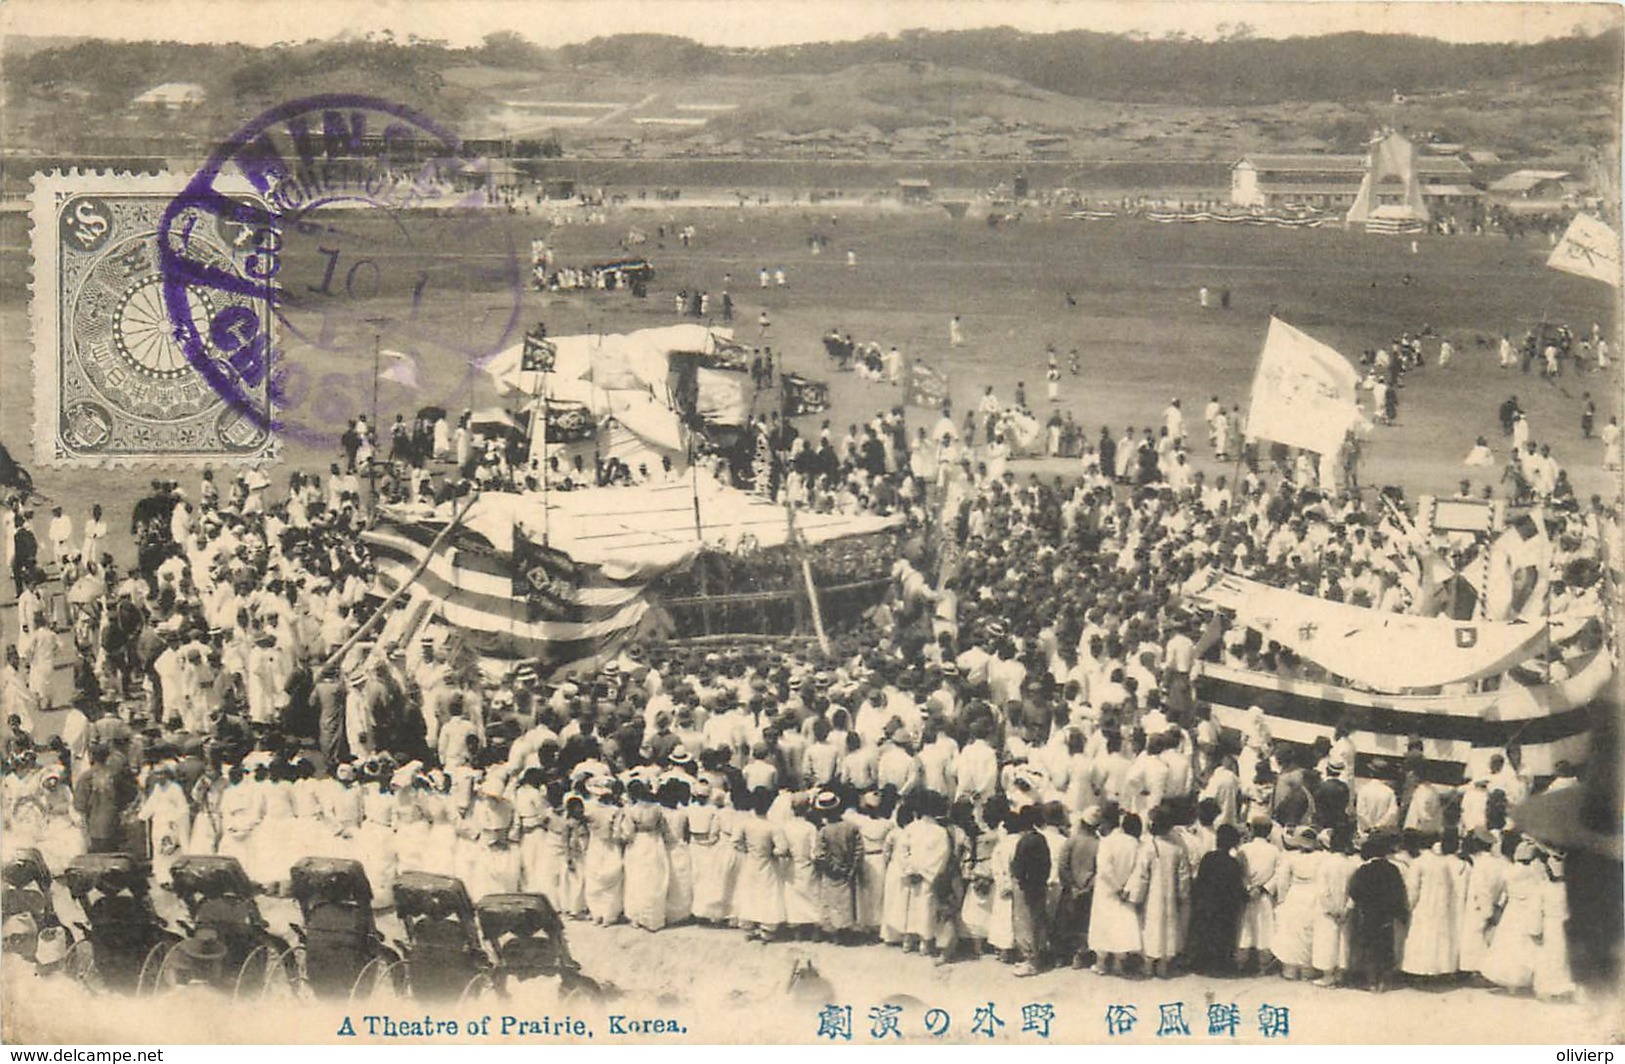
[1,28,1618,166]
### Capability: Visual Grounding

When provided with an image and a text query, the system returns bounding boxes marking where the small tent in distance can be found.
[1346,129,1430,233]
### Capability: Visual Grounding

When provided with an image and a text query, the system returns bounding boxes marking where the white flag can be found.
[379,350,420,390]
[1245,318,1360,456]
[1547,213,1622,288]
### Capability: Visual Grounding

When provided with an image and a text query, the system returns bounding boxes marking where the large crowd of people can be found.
[0,351,1615,1000]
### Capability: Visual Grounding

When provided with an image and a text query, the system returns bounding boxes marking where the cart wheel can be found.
[136,940,175,996]
[350,957,403,1003]
[560,972,604,1006]
[63,940,96,986]
[269,946,311,1001]
[459,971,497,1007]
[233,944,276,1001]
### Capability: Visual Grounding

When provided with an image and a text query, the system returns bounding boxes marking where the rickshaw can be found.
[1,848,69,960]
[287,857,400,1000]
[391,872,489,1000]
[159,855,292,998]
[462,893,603,1004]
[60,853,179,993]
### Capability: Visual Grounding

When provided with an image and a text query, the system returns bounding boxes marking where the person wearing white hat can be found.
[32,924,69,977]
[31,765,81,875]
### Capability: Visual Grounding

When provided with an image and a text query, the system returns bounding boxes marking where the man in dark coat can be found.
[10,516,36,597]
[314,663,348,766]
[812,790,860,942]
[1010,803,1051,976]
[73,742,136,853]
[1186,823,1248,974]
[1057,806,1101,968]
[1346,834,1410,991]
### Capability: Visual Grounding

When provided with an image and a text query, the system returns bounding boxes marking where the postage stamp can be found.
[29,171,278,466]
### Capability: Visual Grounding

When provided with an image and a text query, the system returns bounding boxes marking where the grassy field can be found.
[0,202,1619,577]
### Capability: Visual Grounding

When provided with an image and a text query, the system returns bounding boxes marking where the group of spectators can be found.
[0,388,1612,1000]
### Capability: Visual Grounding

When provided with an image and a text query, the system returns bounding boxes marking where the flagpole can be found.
[323,488,480,675]
[785,491,830,657]
[541,364,551,546]
[688,424,711,636]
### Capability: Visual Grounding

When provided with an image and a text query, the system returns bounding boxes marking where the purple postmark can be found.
[158,95,523,448]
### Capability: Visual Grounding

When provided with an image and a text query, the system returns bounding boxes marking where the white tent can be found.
[1346,130,1430,228]
[482,323,732,469]
[480,323,731,400]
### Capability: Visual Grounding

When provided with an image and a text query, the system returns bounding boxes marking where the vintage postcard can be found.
[0,0,1620,1049]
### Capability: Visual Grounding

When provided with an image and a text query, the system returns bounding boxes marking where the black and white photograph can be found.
[0,0,1619,1047]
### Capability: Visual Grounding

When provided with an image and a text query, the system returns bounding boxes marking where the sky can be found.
[2,0,1619,48]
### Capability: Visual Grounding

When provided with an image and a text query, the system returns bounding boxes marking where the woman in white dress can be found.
[32,766,84,875]
[1310,827,1358,986]
[419,771,459,878]
[1089,810,1147,975]
[986,808,1021,961]
[958,798,1003,951]
[659,777,694,926]
[986,434,1010,482]
[1401,835,1463,981]
[357,762,398,909]
[1458,833,1509,976]
[686,785,730,924]
[1270,826,1321,980]
[255,763,302,893]
[138,764,191,886]
[1480,841,1545,992]
[731,787,787,940]
[2,754,47,859]
[621,778,673,932]
[432,416,451,459]
[216,765,264,882]
[390,764,432,876]
[512,769,549,894]
[879,803,911,946]
[852,792,893,939]
[582,780,627,925]
[1533,854,1575,1000]
[469,771,521,901]
[781,793,821,936]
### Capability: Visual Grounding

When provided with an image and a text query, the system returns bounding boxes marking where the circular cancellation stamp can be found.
[30,171,279,466]
[156,94,524,449]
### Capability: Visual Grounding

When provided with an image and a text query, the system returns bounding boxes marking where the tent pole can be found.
[785,494,830,657]
[542,367,551,546]
[323,490,480,675]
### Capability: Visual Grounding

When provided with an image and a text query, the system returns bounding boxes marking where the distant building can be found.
[896,178,933,205]
[1488,169,1573,201]
[132,82,206,109]
[1231,136,1472,213]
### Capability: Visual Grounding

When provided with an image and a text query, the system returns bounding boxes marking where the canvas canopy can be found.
[1191,571,1549,692]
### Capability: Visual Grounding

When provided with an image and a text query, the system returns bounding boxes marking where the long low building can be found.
[1231,150,1474,210]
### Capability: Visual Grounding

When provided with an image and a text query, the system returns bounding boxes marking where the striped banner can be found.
[1092,208,1332,229]
[363,515,658,670]
[1194,651,1612,783]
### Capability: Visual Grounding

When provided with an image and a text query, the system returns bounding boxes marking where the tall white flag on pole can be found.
[1245,317,1361,456]
[379,350,421,390]
[1547,213,1622,289]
